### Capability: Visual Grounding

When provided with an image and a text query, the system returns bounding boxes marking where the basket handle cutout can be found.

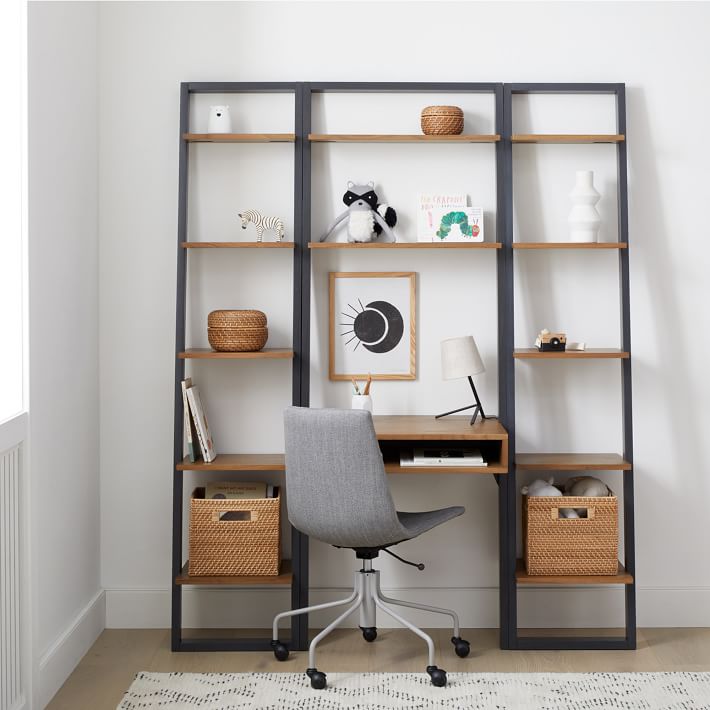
[551,506,595,520]
[214,510,256,522]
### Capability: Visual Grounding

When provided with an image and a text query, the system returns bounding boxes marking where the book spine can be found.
[181,380,196,463]
[186,388,209,462]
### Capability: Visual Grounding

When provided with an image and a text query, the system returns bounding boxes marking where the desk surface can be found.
[372,415,508,441]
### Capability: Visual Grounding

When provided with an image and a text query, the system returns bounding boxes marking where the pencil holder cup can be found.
[351,395,373,413]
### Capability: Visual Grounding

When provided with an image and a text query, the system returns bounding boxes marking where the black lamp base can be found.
[435,376,487,426]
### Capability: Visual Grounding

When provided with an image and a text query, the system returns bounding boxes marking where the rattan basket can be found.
[189,487,281,576]
[421,105,464,135]
[523,493,618,576]
[208,310,267,329]
[208,326,268,352]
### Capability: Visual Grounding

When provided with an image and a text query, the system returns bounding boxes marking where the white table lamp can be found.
[436,336,488,425]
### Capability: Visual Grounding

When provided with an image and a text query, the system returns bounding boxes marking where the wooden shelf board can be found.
[177,454,285,471]
[516,453,631,471]
[309,242,501,249]
[183,133,295,143]
[513,242,627,250]
[385,460,507,474]
[176,560,293,586]
[309,133,500,143]
[511,134,625,144]
[182,241,294,249]
[372,416,508,442]
[514,348,629,360]
[516,560,633,585]
[179,348,294,360]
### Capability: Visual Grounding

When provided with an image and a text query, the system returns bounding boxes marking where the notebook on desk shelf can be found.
[399,448,488,467]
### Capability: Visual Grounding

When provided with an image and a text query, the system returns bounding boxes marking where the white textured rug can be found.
[118,671,710,709]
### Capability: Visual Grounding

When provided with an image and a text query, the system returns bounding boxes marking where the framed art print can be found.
[329,272,416,381]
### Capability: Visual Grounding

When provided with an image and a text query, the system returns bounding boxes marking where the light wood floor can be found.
[47,628,710,710]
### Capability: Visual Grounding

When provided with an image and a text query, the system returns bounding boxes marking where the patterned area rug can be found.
[117,671,710,709]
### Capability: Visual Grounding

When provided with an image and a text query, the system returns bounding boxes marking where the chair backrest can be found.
[283,406,405,548]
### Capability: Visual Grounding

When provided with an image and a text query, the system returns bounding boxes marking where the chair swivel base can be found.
[271,559,470,690]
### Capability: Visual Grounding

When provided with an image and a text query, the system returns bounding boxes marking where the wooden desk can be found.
[373,416,508,474]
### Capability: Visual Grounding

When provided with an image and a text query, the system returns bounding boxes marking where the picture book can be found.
[181,378,198,463]
[417,193,466,241]
[186,385,216,463]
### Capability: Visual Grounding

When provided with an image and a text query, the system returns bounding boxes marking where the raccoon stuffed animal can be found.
[320,181,397,243]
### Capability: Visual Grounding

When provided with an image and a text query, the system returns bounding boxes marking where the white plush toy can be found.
[564,476,609,497]
[563,476,609,518]
[521,478,579,518]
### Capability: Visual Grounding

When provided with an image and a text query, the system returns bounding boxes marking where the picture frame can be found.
[329,272,416,381]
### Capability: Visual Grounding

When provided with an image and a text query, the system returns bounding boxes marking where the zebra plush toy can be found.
[320,181,397,243]
[238,210,285,242]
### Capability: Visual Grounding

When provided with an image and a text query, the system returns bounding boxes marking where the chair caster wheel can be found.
[427,665,447,687]
[306,668,327,690]
[271,640,289,662]
[451,636,470,658]
[360,626,377,642]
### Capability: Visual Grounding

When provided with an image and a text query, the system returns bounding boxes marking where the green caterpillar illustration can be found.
[436,211,473,239]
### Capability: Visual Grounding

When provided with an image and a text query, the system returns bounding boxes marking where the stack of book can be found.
[399,447,487,467]
[204,482,278,499]
[181,378,216,463]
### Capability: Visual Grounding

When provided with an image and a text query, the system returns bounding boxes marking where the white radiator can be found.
[0,444,22,710]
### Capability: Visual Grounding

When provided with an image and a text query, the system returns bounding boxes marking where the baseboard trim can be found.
[105,585,710,630]
[38,589,106,708]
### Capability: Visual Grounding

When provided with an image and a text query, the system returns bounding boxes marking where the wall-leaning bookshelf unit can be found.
[501,83,635,650]
[172,81,635,654]
[172,82,308,653]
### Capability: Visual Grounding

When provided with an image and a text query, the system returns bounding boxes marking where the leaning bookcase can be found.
[500,83,636,650]
[171,82,309,652]
[171,80,636,653]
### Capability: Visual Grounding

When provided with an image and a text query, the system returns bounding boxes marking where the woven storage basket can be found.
[421,105,464,135]
[189,487,281,576]
[523,493,618,576]
[208,310,267,329]
[208,326,268,352]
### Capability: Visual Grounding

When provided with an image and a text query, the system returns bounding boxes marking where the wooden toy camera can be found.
[535,329,567,352]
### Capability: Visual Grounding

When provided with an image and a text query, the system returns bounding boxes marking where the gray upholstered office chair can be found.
[272,406,470,690]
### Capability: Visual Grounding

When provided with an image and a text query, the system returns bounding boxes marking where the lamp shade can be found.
[441,336,485,380]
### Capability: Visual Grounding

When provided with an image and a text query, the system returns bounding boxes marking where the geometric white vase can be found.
[568,170,601,242]
[207,105,232,134]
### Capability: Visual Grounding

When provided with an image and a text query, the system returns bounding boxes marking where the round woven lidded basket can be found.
[207,309,268,352]
[208,309,267,329]
[421,105,464,135]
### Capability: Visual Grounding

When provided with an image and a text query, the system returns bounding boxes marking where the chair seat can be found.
[397,506,465,540]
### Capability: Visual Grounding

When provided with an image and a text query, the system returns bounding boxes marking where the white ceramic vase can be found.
[207,105,232,134]
[568,170,601,242]
[351,395,373,413]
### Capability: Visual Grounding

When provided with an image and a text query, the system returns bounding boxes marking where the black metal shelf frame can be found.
[171,81,635,654]
[172,82,307,652]
[500,83,635,651]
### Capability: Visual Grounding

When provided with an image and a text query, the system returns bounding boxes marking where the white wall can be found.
[98,1,710,630]
[28,3,104,705]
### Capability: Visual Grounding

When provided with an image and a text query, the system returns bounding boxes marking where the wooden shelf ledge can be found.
[182,241,294,249]
[516,560,633,585]
[179,348,294,360]
[309,241,501,249]
[511,134,625,144]
[177,454,285,471]
[309,133,500,143]
[384,460,507,475]
[176,560,293,586]
[372,415,508,441]
[513,242,627,250]
[514,348,629,360]
[516,453,631,471]
[183,133,295,143]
